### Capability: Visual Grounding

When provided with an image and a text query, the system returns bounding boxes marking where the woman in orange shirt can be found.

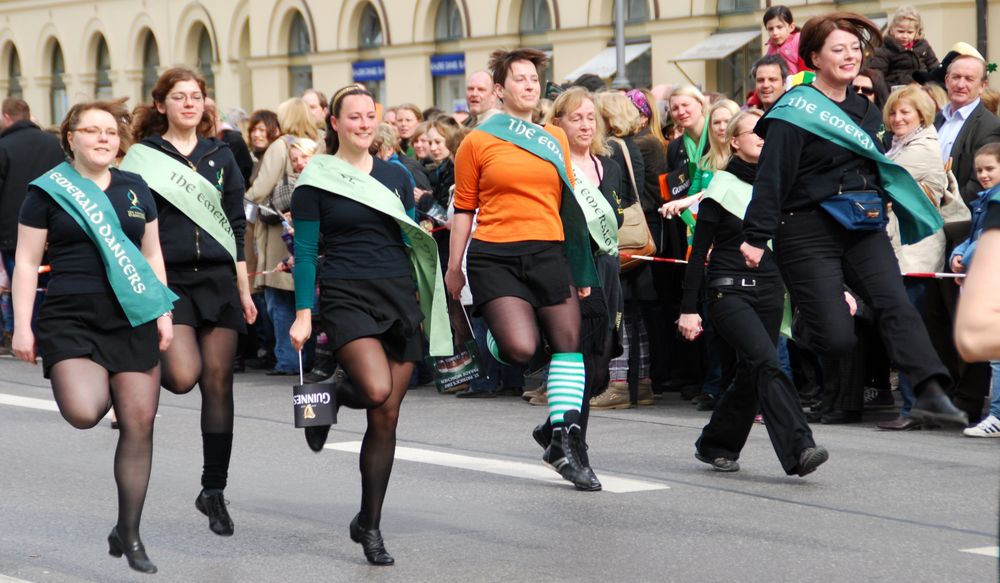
[447,48,599,491]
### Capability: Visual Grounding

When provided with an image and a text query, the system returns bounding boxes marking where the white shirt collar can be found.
[943,97,981,121]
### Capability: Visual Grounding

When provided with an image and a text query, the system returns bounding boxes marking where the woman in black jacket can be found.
[740,13,964,426]
[677,109,826,476]
[128,67,257,536]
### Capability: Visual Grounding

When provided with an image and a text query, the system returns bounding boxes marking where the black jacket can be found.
[744,86,883,248]
[0,120,65,250]
[139,134,246,267]
[608,136,645,207]
[633,127,667,214]
[868,38,939,87]
[934,102,1000,203]
[220,128,254,186]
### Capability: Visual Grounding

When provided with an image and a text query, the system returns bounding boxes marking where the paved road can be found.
[0,358,996,582]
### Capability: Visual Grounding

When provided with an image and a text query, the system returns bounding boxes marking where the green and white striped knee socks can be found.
[546,353,586,425]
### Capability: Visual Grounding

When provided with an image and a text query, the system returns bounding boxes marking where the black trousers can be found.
[773,211,950,390]
[695,277,816,474]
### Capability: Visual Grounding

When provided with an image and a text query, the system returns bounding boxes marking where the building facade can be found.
[0,0,994,125]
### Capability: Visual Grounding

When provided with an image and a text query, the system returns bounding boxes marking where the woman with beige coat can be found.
[245,97,318,375]
[881,84,967,430]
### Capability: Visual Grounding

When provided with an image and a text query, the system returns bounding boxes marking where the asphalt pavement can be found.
[0,358,996,582]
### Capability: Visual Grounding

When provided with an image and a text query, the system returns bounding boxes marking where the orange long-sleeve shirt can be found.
[453,123,574,243]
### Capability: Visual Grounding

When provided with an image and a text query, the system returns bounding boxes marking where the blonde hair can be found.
[701,99,742,171]
[722,109,764,170]
[595,91,641,137]
[290,136,318,157]
[883,84,938,129]
[370,122,399,155]
[277,97,318,140]
[888,5,924,40]
[921,83,948,111]
[667,85,709,113]
[544,87,611,157]
[640,88,668,146]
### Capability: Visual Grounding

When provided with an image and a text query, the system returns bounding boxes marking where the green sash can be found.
[295,155,453,357]
[570,162,618,256]
[30,162,178,326]
[476,113,598,287]
[764,85,943,245]
[701,170,791,338]
[119,144,237,261]
[683,121,709,195]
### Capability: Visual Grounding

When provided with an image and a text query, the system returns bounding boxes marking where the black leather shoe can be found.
[820,410,862,424]
[195,489,234,536]
[796,446,829,477]
[542,414,601,491]
[911,393,969,427]
[108,526,157,574]
[349,513,395,565]
[304,424,331,452]
[532,421,552,450]
[877,415,922,431]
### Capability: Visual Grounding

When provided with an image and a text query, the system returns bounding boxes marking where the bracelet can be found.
[160,311,173,319]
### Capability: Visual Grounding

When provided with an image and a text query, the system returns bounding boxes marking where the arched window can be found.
[141,32,159,102]
[95,36,112,100]
[288,12,312,98]
[520,0,551,34]
[625,0,648,23]
[359,4,383,49]
[50,42,68,124]
[196,26,215,95]
[7,47,21,98]
[435,0,463,41]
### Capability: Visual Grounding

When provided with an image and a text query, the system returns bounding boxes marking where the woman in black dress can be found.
[128,67,256,536]
[13,100,175,573]
[290,85,442,566]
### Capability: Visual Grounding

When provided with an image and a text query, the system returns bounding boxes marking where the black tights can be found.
[479,291,582,367]
[160,325,237,490]
[333,338,413,530]
[50,359,160,545]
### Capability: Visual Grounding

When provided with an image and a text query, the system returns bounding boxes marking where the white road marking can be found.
[326,441,669,493]
[0,575,36,582]
[0,392,158,420]
[959,546,999,557]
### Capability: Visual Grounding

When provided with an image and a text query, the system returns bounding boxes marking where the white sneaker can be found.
[963,415,1000,437]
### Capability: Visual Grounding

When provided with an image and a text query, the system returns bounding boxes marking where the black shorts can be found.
[319,276,424,362]
[466,240,572,313]
[167,263,246,333]
[35,293,159,378]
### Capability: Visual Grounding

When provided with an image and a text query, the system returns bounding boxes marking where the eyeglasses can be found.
[167,92,204,103]
[73,126,119,138]
[854,85,875,96]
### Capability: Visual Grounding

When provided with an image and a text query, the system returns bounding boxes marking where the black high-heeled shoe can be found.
[349,513,394,566]
[107,526,157,574]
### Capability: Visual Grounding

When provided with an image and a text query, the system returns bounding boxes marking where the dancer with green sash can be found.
[13,101,176,574]
[740,13,966,427]
[129,67,257,538]
[448,49,600,491]
[289,85,450,566]
[676,110,827,476]
[530,87,625,458]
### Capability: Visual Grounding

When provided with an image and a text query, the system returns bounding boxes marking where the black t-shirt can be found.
[291,157,412,280]
[984,201,1000,231]
[19,168,157,295]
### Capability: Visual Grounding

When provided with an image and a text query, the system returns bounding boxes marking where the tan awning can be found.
[672,30,760,62]
[565,43,651,81]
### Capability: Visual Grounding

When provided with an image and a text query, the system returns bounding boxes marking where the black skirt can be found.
[466,240,573,313]
[167,263,246,333]
[319,276,424,362]
[35,293,159,379]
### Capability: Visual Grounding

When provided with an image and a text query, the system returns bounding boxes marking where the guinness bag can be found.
[292,351,336,427]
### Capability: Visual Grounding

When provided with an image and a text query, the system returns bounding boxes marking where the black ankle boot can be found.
[911,378,968,426]
[532,421,552,450]
[304,425,331,452]
[108,527,157,574]
[542,413,601,491]
[195,489,234,536]
[349,513,395,565]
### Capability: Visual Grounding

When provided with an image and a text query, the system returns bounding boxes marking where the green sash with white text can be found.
[119,143,237,261]
[294,155,453,357]
[476,113,598,287]
[571,162,618,257]
[764,85,943,245]
[30,162,178,326]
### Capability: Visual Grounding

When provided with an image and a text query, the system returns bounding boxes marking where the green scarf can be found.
[765,85,943,244]
[30,162,178,326]
[476,113,598,288]
[295,154,453,357]
[571,161,618,256]
[683,120,709,195]
[119,143,237,261]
